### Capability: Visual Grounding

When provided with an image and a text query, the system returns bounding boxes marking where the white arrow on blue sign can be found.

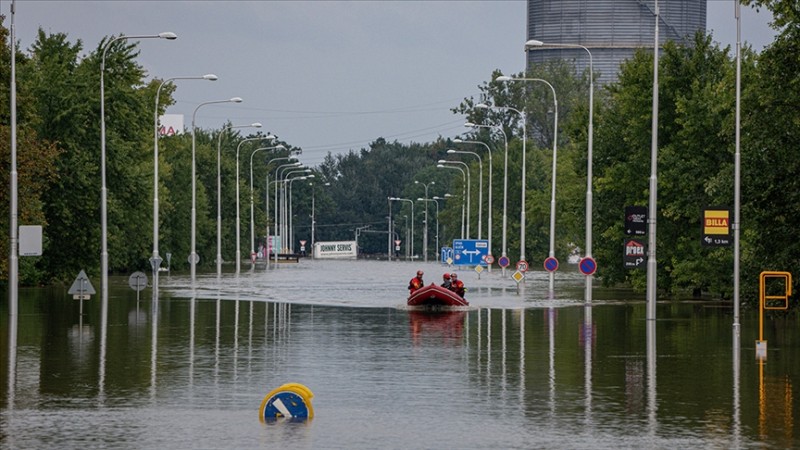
[452,239,489,266]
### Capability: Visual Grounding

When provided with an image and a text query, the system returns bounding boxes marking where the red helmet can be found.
[451,273,458,279]
[417,270,424,276]
[443,273,451,280]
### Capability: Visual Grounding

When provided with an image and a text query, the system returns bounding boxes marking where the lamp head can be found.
[203,74,218,81]
[436,164,445,168]
[464,122,476,128]
[496,75,513,82]
[453,138,463,143]
[275,144,286,150]
[306,174,315,179]
[230,97,243,103]
[265,134,277,140]
[447,149,456,154]
[474,103,489,110]
[525,39,544,48]
[437,159,447,164]
[159,32,178,40]
[252,122,263,128]
[416,198,423,201]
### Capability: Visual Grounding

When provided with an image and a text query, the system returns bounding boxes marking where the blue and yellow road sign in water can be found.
[259,383,314,422]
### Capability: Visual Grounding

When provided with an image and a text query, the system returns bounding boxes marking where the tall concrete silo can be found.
[526,0,706,83]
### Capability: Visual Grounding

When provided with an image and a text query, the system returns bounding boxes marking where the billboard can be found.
[158,114,184,136]
[313,241,358,260]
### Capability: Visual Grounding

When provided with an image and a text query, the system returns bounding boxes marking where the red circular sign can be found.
[579,257,597,275]
[484,254,495,264]
[516,260,529,273]
[543,257,559,272]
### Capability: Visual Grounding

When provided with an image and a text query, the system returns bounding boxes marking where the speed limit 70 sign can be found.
[516,260,529,273]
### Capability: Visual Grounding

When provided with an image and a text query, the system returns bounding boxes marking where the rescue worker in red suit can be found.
[441,273,452,290]
[408,270,424,294]
[450,272,465,298]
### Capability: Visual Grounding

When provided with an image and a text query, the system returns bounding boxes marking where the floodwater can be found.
[2,259,799,449]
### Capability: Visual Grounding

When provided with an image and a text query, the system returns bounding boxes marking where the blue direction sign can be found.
[440,246,454,264]
[452,239,489,266]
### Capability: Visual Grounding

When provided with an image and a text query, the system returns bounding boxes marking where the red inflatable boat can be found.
[407,284,469,307]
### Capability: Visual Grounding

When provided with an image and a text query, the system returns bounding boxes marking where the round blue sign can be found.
[543,257,559,273]
[579,257,597,275]
[498,256,510,268]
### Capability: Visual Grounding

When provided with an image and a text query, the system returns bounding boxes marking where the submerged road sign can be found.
[452,239,489,266]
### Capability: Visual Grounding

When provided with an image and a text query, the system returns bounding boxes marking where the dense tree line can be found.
[2,1,799,307]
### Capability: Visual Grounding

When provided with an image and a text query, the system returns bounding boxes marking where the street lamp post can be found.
[216,122,262,276]
[476,103,526,263]
[288,175,313,253]
[442,183,465,239]
[418,197,440,261]
[389,197,414,258]
[101,31,176,301]
[497,75,559,293]
[265,155,293,263]
[453,138,492,262]
[274,162,302,256]
[310,181,330,256]
[431,197,444,258]
[525,38,594,304]
[283,169,312,252]
[191,97,243,281]
[466,121,509,274]
[447,149,483,239]
[414,180,435,262]
[438,160,471,239]
[234,135,275,273]
[152,74,217,288]
[250,144,285,262]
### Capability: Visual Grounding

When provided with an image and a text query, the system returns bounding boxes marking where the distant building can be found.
[526,0,706,84]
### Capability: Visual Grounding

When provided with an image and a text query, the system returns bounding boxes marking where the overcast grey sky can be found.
[8,1,777,167]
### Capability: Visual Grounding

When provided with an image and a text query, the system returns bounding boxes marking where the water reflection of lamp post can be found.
[101,31,176,300]
[191,97,243,281]
[216,122,261,276]
[152,73,217,287]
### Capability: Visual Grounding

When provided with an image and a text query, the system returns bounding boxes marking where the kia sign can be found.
[625,206,647,236]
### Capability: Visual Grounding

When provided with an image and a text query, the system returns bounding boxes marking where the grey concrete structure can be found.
[527,0,706,83]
